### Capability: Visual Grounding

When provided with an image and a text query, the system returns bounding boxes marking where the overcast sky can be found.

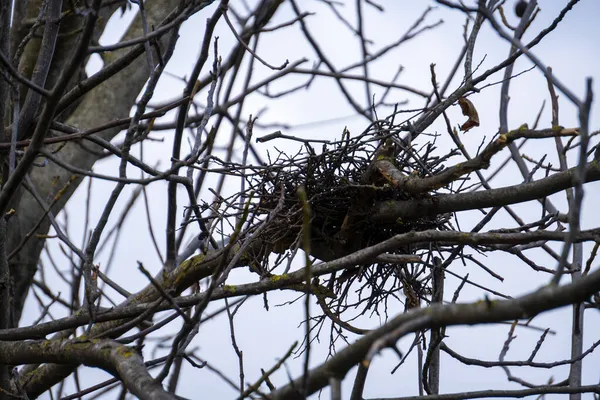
[21,1,600,398]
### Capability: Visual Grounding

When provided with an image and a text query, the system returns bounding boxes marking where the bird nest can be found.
[239,119,462,318]
[253,120,455,265]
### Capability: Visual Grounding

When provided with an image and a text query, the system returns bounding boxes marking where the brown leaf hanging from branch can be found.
[458,97,480,132]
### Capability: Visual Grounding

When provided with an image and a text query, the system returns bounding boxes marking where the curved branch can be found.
[3,228,599,341]
[0,338,176,400]
[270,264,600,399]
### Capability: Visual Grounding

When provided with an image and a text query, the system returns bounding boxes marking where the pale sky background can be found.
[18,1,600,399]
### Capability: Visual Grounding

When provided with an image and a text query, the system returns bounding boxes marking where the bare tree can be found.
[0,0,598,399]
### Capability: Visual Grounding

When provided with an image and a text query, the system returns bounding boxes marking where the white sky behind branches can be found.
[23,1,600,398]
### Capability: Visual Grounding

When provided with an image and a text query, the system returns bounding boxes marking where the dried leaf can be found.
[458,97,480,132]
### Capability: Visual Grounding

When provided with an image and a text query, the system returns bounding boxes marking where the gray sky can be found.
[22,1,600,398]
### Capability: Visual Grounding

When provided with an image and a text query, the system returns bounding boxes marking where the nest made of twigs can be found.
[253,124,453,259]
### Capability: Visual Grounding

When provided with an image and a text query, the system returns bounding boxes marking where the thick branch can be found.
[0,338,176,400]
[371,162,600,223]
[4,228,599,341]
[8,0,185,325]
[270,265,600,399]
